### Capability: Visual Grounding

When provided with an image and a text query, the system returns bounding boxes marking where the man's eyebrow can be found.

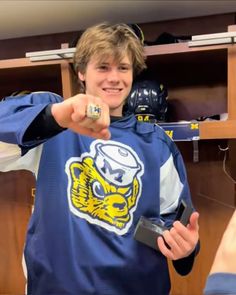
[95,61,131,66]
[95,61,109,66]
[120,63,132,67]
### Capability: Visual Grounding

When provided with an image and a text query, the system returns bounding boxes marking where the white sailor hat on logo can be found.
[94,142,141,186]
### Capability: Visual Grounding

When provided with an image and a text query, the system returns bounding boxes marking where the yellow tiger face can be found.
[65,140,144,234]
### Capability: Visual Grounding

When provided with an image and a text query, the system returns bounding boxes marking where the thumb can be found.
[188,211,200,231]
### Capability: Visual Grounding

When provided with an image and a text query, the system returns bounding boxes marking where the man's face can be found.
[78,54,133,116]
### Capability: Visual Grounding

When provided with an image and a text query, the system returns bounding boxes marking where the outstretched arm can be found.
[0,91,111,146]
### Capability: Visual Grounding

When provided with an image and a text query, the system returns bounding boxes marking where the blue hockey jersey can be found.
[0,92,195,295]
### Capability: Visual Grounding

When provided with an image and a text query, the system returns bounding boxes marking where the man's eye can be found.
[97,65,108,71]
[92,181,105,199]
[119,66,130,72]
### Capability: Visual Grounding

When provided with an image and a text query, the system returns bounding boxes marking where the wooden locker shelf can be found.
[144,35,236,140]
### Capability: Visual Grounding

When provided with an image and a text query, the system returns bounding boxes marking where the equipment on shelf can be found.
[125,79,168,123]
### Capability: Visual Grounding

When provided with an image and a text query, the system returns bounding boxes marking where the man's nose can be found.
[107,69,119,82]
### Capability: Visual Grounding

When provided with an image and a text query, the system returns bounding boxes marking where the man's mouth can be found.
[103,88,122,93]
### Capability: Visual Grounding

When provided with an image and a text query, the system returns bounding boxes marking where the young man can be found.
[0,23,199,295]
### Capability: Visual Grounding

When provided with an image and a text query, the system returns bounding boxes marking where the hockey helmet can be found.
[126,80,168,122]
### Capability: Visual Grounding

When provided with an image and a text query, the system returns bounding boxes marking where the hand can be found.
[157,211,199,260]
[210,210,236,274]
[51,94,111,140]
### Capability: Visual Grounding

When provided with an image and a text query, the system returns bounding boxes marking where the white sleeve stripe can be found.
[0,142,22,168]
[160,154,183,215]
[0,142,42,177]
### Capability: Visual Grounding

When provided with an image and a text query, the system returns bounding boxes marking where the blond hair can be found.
[73,22,147,92]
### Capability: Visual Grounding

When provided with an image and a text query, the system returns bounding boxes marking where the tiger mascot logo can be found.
[65,140,144,235]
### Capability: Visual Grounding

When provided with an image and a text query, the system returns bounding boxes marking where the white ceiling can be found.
[1,1,236,40]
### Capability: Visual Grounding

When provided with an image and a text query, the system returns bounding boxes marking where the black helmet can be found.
[125,80,168,123]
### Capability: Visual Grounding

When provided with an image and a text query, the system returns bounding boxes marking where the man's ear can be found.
[78,72,85,81]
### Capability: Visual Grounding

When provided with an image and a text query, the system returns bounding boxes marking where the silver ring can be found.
[86,103,101,120]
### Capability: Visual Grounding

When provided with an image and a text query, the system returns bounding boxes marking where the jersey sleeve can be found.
[0,141,42,175]
[157,126,199,276]
[0,91,63,147]
[0,91,62,173]
[204,273,236,294]
[159,135,193,227]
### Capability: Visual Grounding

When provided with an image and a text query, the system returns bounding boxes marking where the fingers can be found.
[157,211,200,260]
[53,94,111,140]
[157,236,175,260]
[188,211,200,231]
[72,125,111,140]
[168,228,195,258]
[158,229,192,260]
[77,101,110,132]
[70,94,110,134]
